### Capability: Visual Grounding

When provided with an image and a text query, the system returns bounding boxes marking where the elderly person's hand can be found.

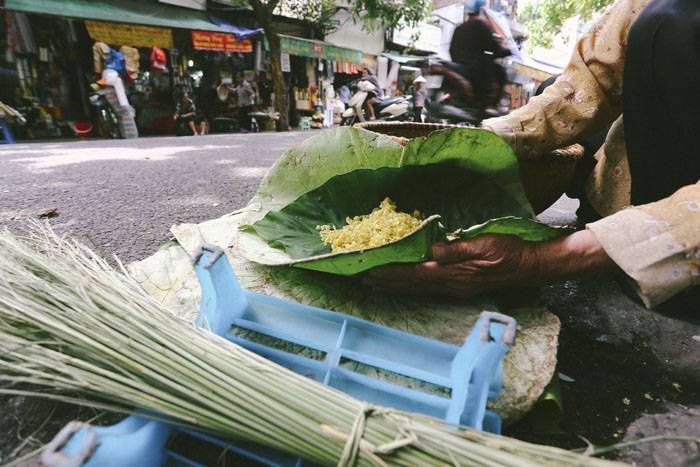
[364,230,617,298]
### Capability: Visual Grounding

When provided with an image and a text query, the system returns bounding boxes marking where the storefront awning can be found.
[512,57,562,81]
[266,35,363,65]
[3,0,236,33]
[209,16,263,40]
[381,52,430,64]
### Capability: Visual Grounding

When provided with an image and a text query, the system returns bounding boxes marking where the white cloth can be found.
[102,69,130,108]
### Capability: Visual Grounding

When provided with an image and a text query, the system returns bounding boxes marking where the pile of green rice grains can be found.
[0,226,625,466]
[318,197,425,253]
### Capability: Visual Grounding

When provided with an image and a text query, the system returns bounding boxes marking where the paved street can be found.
[0,132,698,466]
[0,132,313,264]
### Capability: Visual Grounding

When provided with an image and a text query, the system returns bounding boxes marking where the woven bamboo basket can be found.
[353,121,583,214]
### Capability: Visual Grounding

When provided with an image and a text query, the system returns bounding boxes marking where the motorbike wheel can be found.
[340,115,355,126]
[102,105,123,139]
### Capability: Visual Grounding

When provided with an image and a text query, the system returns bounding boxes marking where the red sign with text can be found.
[191,31,253,53]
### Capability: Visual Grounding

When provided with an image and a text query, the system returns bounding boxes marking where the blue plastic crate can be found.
[42,243,517,467]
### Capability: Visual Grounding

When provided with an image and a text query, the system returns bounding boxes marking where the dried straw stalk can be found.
[0,226,622,466]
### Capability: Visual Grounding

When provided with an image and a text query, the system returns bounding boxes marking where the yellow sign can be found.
[86,21,173,49]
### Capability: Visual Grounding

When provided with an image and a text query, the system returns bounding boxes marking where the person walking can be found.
[233,73,255,133]
[412,76,429,123]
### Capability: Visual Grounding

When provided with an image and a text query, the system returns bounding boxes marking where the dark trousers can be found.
[238,105,253,132]
[414,106,424,123]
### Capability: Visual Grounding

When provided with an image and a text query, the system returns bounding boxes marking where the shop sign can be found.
[266,36,362,65]
[86,21,173,49]
[191,31,253,53]
[280,53,291,72]
[392,22,441,53]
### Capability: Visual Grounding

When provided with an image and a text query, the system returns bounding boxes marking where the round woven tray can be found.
[353,121,584,213]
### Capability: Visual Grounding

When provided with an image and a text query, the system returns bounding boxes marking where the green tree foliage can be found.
[520,0,614,49]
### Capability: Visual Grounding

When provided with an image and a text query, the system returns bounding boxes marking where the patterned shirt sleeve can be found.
[587,181,700,307]
[483,0,650,160]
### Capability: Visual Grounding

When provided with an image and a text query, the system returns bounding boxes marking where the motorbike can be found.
[424,59,504,126]
[340,80,411,126]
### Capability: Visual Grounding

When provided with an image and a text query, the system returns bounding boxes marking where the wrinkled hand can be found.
[364,234,537,298]
[364,230,616,299]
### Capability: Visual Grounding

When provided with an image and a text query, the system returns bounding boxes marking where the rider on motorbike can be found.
[360,66,384,120]
[449,0,510,109]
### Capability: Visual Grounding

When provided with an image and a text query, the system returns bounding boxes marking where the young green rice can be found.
[317,197,425,253]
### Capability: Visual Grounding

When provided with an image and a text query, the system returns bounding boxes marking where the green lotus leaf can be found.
[238,126,567,275]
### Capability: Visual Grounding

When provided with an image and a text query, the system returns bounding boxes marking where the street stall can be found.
[383,22,440,97]
[2,0,271,138]
[267,34,364,128]
[86,20,181,138]
[187,26,269,133]
[0,10,94,140]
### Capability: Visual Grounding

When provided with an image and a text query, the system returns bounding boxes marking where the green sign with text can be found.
[266,36,362,64]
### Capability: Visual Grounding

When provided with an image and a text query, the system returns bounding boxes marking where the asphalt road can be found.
[0,131,313,263]
[0,131,698,466]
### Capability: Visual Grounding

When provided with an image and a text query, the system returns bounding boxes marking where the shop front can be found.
[266,34,365,128]
[1,0,266,140]
[1,9,95,140]
[174,26,265,134]
[383,22,440,98]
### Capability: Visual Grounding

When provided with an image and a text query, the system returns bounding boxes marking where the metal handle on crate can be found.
[191,243,249,336]
[446,311,517,431]
[191,243,226,269]
[41,421,98,467]
[479,311,517,346]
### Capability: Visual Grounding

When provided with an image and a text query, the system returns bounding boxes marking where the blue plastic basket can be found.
[42,243,517,467]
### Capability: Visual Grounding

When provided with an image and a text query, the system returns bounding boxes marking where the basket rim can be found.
[351,121,584,160]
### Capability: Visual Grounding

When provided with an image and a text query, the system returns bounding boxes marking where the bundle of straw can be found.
[0,226,621,466]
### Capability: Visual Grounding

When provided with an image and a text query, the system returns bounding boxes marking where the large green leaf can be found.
[238,126,566,275]
[242,126,404,224]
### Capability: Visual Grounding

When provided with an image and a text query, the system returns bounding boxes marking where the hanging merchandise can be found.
[326,60,333,80]
[4,11,38,54]
[120,46,140,80]
[100,69,130,108]
[39,47,50,62]
[105,50,127,79]
[93,42,127,79]
[151,47,167,74]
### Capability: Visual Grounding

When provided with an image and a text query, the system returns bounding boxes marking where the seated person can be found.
[174,92,203,136]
